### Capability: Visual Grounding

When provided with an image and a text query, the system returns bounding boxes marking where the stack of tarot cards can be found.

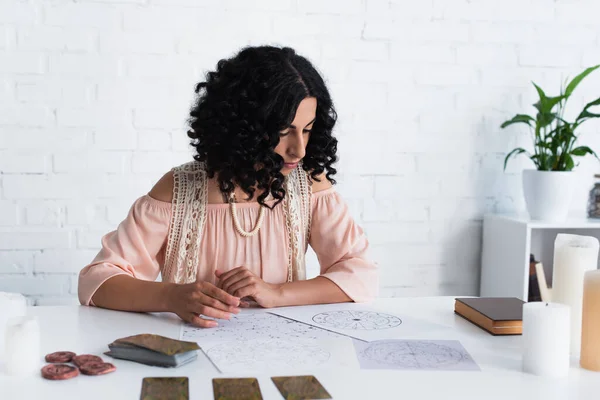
[105,333,200,368]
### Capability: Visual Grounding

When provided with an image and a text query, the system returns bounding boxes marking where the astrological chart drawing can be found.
[353,339,480,371]
[270,303,448,342]
[203,337,359,373]
[179,309,345,346]
[204,339,330,373]
[312,310,402,330]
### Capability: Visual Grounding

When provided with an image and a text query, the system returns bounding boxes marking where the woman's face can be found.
[275,97,316,175]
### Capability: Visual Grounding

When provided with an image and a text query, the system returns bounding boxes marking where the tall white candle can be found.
[522,302,570,378]
[4,316,41,375]
[580,270,600,370]
[552,233,599,355]
[0,292,27,361]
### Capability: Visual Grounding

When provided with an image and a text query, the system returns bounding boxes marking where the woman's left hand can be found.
[215,267,283,309]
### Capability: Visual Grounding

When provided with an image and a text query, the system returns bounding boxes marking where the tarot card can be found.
[140,377,189,400]
[212,378,263,400]
[271,375,332,400]
[112,333,200,356]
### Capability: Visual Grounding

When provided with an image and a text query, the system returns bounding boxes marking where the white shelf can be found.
[480,214,600,300]
[484,213,600,229]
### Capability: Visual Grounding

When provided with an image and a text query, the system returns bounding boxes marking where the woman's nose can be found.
[288,132,306,159]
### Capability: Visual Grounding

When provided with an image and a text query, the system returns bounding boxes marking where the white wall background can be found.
[1,0,600,305]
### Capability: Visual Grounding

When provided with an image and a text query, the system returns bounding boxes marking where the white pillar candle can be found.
[4,316,41,375]
[552,233,599,355]
[0,292,27,361]
[522,302,570,378]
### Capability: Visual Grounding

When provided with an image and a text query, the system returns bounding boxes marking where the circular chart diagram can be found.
[361,340,469,369]
[312,310,402,330]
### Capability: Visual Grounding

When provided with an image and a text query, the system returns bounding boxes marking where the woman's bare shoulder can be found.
[310,172,333,193]
[148,170,175,203]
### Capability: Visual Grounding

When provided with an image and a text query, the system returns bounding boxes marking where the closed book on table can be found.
[454,297,525,335]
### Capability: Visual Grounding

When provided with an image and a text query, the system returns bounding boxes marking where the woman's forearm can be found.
[90,274,176,313]
[92,274,351,311]
[277,276,351,307]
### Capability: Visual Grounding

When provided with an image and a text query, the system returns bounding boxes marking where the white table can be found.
[1,297,598,400]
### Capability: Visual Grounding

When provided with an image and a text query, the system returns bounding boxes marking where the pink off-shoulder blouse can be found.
[78,187,379,306]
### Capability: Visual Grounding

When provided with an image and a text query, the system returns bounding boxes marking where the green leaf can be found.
[551,123,575,142]
[549,133,561,154]
[548,155,557,169]
[503,148,528,170]
[579,110,600,120]
[529,154,542,169]
[531,80,564,113]
[531,82,548,113]
[500,114,535,128]
[535,95,565,114]
[576,96,600,122]
[564,154,575,171]
[571,146,599,158]
[561,76,569,96]
[532,82,547,102]
[538,140,552,149]
[537,112,557,128]
[565,65,600,97]
[584,96,600,109]
[548,95,566,110]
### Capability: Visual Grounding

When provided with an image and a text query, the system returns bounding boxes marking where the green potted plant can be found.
[501,64,600,221]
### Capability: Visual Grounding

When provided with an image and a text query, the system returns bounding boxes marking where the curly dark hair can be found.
[187,45,338,208]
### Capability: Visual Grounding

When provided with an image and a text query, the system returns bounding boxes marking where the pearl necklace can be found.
[228,192,266,237]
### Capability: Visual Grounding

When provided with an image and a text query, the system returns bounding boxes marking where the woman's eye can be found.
[279,131,290,137]
[303,129,312,135]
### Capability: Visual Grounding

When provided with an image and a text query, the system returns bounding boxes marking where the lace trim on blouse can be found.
[163,161,311,284]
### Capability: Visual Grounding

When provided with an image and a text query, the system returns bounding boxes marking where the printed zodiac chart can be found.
[270,303,450,342]
[180,304,474,373]
[203,338,358,373]
[312,310,402,330]
[180,309,344,346]
[353,339,480,371]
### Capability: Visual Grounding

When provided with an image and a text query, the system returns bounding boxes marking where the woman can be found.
[78,45,378,328]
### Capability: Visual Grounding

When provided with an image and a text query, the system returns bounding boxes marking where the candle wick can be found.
[545,302,548,307]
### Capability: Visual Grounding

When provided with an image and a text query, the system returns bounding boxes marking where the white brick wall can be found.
[1,0,599,305]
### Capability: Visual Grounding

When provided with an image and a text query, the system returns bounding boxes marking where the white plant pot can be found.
[522,169,574,221]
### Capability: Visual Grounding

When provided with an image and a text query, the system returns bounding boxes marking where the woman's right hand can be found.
[166,281,242,328]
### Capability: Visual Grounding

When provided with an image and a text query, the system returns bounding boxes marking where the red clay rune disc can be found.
[79,362,116,376]
[41,364,79,380]
[45,351,76,363]
[72,354,103,367]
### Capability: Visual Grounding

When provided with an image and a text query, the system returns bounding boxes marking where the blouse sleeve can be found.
[309,188,379,302]
[77,195,172,306]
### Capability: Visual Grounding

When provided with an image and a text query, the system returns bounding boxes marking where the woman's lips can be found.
[284,162,299,169]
